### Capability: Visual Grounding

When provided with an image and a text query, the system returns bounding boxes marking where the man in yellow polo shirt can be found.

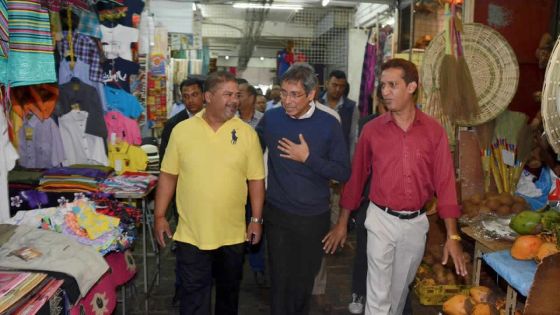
[154,71,265,315]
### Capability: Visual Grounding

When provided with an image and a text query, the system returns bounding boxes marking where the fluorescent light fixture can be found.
[225,55,230,60]
[321,0,329,7]
[259,56,264,61]
[192,2,196,11]
[232,3,302,10]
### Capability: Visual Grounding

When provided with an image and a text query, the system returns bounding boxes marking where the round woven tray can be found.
[541,36,560,154]
[421,23,519,126]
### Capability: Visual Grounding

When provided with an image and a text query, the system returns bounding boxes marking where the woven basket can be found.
[541,36,560,154]
[421,23,519,126]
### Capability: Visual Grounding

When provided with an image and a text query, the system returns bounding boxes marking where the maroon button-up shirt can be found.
[339,109,460,219]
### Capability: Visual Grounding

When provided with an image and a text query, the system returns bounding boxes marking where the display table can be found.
[461,226,513,285]
[483,250,537,315]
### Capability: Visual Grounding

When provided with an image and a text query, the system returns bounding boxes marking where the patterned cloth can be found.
[0,0,8,58]
[76,9,102,39]
[58,32,103,82]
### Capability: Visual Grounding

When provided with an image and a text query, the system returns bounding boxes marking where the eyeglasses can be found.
[280,91,307,100]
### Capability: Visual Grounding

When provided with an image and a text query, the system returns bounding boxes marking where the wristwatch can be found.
[448,234,462,241]
[250,217,263,224]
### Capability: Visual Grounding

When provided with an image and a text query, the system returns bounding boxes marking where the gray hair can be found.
[280,63,318,94]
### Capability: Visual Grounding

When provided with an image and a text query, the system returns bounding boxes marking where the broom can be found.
[454,15,479,122]
[475,120,495,192]
[439,3,460,122]
[511,125,535,192]
[493,111,529,192]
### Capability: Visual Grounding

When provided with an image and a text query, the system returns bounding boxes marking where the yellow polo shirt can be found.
[161,110,265,250]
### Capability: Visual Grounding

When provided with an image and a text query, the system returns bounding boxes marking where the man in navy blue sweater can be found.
[256,63,351,315]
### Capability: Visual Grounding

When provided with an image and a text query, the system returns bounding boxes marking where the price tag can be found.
[110,133,116,145]
[501,149,515,167]
[24,127,33,141]
[115,159,123,172]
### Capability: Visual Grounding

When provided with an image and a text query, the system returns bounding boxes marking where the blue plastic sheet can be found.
[483,250,537,297]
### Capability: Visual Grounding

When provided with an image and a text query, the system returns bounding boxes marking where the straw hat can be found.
[421,23,519,126]
[541,36,560,154]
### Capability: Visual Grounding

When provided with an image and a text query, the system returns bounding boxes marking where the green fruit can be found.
[541,210,560,231]
[510,211,543,235]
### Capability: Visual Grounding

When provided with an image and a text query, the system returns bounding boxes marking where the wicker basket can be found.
[421,23,519,126]
[541,36,560,155]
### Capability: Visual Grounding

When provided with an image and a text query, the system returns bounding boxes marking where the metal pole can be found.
[408,1,414,61]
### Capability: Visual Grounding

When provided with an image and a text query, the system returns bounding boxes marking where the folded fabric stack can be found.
[8,199,128,254]
[0,271,63,314]
[37,166,113,193]
[8,168,44,191]
[100,171,157,194]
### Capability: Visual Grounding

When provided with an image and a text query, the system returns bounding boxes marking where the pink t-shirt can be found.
[104,111,141,145]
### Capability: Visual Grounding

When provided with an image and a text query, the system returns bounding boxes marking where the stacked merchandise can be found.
[0,271,63,315]
[37,166,112,192]
[100,171,157,194]
[8,198,140,254]
[3,0,150,184]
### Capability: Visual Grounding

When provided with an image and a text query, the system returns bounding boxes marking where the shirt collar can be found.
[321,93,344,110]
[288,101,316,120]
[381,108,424,126]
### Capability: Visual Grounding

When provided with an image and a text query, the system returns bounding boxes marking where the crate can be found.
[414,283,472,305]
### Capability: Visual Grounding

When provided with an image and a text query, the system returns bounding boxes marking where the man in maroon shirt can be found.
[323,58,467,314]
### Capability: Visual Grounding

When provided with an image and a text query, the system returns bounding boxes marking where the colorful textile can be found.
[8,0,53,54]
[0,0,8,58]
[104,110,141,145]
[103,85,143,119]
[58,32,103,82]
[358,38,376,117]
[76,9,102,39]
[17,116,65,169]
[107,141,147,175]
[73,199,120,240]
[100,172,156,194]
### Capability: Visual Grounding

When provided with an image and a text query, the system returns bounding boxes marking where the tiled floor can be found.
[123,229,442,315]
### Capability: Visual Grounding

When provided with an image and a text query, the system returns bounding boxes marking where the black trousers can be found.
[351,204,368,296]
[265,204,330,315]
[175,241,244,315]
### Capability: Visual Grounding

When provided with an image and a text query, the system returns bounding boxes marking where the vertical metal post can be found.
[408,1,414,61]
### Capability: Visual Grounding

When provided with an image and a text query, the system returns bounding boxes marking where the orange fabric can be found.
[10,84,59,120]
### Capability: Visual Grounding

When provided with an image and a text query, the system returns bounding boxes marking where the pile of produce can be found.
[442,286,517,315]
[416,249,472,286]
[461,192,529,220]
[509,209,560,262]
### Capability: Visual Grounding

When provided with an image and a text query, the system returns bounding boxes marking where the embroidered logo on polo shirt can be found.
[231,129,238,144]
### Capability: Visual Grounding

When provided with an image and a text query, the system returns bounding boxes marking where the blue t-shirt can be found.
[104,85,143,119]
[256,107,351,216]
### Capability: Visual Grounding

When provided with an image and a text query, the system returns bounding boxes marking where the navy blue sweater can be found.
[256,106,351,216]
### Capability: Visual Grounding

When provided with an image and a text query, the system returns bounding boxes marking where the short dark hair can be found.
[204,71,237,92]
[236,78,249,85]
[180,78,203,92]
[328,70,347,81]
[280,63,317,94]
[380,58,418,86]
[240,83,257,97]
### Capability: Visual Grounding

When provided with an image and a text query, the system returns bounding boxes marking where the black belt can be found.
[372,201,426,220]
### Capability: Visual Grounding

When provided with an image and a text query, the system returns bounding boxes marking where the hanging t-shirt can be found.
[108,142,147,175]
[104,110,141,145]
[1,109,18,222]
[18,116,65,169]
[102,57,140,92]
[100,24,139,61]
[97,0,144,28]
[59,110,108,166]
[104,85,143,119]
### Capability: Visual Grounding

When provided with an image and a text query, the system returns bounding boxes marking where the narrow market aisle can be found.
[121,227,441,315]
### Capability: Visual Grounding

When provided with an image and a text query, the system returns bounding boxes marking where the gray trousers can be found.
[364,202,429,315]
